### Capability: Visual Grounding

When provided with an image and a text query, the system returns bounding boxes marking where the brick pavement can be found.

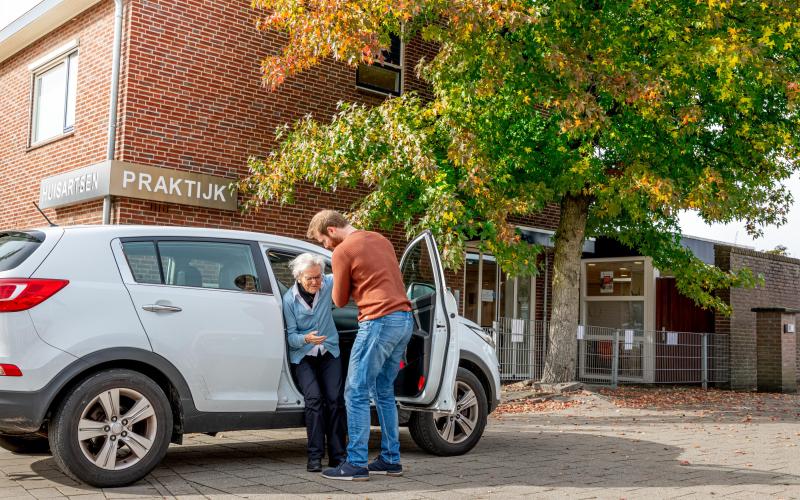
[0,390,798,499]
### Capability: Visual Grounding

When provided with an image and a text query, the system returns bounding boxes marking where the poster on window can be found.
[600,271,614,294]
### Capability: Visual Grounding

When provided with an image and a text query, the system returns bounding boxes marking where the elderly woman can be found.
[283,253,346,472]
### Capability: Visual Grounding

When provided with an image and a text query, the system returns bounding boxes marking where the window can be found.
[0,231,45,272]
[31,50,78,145]
[266,250,300,297]
[356,34,402,96]
[122,241,162,284]
[122,240,260,292]
[400,237,437,300]
[266,249,332,298]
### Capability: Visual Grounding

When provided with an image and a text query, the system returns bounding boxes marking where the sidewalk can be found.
[0,387,798,499]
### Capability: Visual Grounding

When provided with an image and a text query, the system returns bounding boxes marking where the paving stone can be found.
[23,489,63,500]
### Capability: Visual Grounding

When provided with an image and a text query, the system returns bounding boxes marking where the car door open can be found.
[395,231,459,412]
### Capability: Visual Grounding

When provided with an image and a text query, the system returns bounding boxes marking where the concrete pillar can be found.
[752,307,798,393]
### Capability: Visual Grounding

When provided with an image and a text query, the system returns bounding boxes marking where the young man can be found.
[308,210,413,481]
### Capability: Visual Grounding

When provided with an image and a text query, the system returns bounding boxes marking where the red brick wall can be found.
[715,246,800,390]
[0,1,115,229]
[0,0,555,306]
[113,0,443,242]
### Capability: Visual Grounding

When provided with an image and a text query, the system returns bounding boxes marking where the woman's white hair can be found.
[288,253,326,280]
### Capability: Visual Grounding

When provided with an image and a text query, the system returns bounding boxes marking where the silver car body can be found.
[0,225,500,435]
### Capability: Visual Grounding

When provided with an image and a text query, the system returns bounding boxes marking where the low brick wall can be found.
[715,246,800,390]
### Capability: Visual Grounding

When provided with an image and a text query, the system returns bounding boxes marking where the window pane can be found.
[585,260,645,296]
[585,300,644,331]
[33,62,67,143]
[463,253,480,322]
[122,241,162,284]
[157,241,258,291]
[267,250,300,297]
[383,34,401,65]
[356,63,400,95]
[400,239,437,301]
[65,52,78,129]
[0,231,44,272]
[479,257,497,328]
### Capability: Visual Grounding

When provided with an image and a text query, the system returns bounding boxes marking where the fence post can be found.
[701,333,708,390]
[611,329,620,389]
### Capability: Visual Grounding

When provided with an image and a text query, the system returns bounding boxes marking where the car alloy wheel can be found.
[77,388,157,470]
[432,380,480,444]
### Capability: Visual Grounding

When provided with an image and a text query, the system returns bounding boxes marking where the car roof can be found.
[38,224,331,257]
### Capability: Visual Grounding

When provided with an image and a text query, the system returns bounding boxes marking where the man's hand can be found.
[304,331,327,345]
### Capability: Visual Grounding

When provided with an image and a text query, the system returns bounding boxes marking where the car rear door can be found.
[113,237,284,412]
[396,231,460,412]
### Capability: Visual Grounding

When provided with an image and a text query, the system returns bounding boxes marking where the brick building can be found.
[1,0,796,389]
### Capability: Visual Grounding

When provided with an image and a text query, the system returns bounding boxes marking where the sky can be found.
[1,1,798,256]
[0,0,41,29]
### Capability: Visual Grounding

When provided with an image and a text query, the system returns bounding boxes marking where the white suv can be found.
[0,226,500,487]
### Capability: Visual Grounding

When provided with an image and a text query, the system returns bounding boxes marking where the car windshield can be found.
[0,231,45,272]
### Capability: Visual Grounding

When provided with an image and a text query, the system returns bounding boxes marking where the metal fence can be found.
[489,318,548,381]
[489,318,730,387]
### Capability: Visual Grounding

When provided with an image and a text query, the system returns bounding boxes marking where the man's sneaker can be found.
[321,461,369,481]
[368,456,403,476]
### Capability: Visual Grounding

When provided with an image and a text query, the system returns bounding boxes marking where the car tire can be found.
[408,367,488,456]
[0,434,50,454]
[49,369,173,487]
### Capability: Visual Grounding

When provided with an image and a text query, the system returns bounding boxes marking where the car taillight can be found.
[0,279,69,312]
[0,364,22,376]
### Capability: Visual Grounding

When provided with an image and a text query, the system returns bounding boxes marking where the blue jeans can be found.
[345,310,413,467]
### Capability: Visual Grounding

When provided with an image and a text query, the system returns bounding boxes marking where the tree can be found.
[765,244,789,255]
[243,0,799,382]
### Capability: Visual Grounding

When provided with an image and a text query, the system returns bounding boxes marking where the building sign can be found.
[39,163,112,209]
[39,161,238,211]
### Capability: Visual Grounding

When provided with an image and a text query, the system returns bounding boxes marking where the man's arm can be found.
[331,250,352,308]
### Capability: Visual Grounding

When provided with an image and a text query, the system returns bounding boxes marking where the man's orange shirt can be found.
[331,230,412,322]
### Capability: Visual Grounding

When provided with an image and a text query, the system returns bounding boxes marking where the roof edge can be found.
[0,0,103,65]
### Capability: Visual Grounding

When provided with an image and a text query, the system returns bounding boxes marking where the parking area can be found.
[1,389,798,499]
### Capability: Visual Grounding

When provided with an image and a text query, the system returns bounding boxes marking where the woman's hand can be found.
[304,331,327,345]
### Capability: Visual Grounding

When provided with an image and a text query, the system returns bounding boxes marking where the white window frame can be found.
[29,40,79,147]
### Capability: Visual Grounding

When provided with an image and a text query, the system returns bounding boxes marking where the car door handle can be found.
[142,304,182,313]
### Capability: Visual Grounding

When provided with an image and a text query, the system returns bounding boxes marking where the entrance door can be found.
[396,232,459,412]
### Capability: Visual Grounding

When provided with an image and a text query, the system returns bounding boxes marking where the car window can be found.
[400,238,437,300]
[121,241,162,284]
[266,250,301,298]
[158,241,259,291]
[122,240,260,292]
[266,249,334,297]
[0,231,45,272]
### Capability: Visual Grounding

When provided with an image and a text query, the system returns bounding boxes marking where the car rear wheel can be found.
[49,369,172,487]
[408,367,488,456]
[0,434,50,454]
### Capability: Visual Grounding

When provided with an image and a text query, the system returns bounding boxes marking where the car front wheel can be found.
[49,369,172,487]
[408,367,488,456]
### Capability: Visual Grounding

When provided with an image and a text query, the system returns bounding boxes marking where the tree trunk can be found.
[541,193,591,383]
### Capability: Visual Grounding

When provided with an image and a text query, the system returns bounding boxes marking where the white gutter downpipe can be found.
[103,0,124,224]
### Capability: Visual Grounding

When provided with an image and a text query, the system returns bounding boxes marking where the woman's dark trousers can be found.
[293,352,346,464]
